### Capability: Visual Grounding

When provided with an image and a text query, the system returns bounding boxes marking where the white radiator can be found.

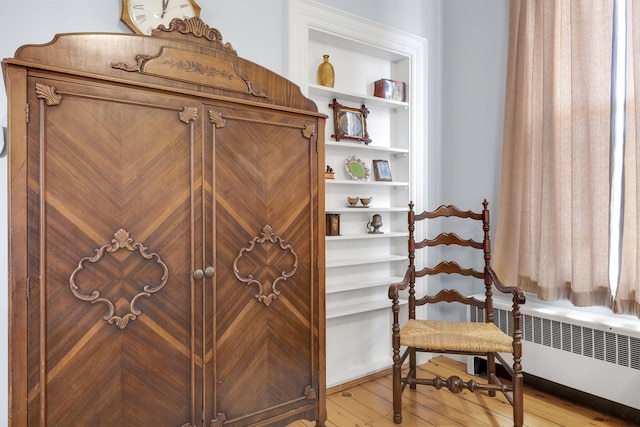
[468,295,640,411]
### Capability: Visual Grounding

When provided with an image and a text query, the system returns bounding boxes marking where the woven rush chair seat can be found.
[400,319,513,353]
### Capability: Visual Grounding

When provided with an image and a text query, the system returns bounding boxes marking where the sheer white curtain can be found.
[494,0,614,308]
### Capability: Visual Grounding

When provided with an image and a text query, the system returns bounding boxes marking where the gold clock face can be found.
[121,0,201,35]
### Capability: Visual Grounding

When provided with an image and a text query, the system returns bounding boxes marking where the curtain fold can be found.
[616,0,640,316]
[494,0,614,308]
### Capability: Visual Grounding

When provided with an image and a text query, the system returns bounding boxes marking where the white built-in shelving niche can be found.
[289,0,427,388]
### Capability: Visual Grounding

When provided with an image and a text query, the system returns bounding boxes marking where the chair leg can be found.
[487,353,496,397]
[409,347,417,390]
[392,357,402,424]
[513,363,524,427]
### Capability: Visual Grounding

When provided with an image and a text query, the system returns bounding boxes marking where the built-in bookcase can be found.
[289,0,427,387]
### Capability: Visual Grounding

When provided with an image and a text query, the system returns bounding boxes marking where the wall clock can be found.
[121,0,201,35]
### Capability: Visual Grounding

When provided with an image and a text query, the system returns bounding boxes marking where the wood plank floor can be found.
[290,356,637,427]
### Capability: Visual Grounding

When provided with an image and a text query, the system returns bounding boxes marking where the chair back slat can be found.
[417,288,486,308]
[419,232,484,249]
[416,204,483,220]
[416,261,484,279]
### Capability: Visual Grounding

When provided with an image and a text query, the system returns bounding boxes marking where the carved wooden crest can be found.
[155,17,237,55]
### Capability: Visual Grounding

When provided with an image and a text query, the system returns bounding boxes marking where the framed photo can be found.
[372,159,392,181]
[329,99,372,144]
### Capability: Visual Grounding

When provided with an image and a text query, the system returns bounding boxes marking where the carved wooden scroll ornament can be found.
[35,83,61,106]
[179,106,199,124]
[69,229,169,329]
[111,39,267,98]
[302,123,315,139]
[233,225,298,307]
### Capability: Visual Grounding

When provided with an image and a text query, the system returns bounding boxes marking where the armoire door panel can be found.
[211,106,319,424]
[25,77,204,426]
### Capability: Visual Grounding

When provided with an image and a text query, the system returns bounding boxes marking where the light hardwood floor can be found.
[291,356,637,427]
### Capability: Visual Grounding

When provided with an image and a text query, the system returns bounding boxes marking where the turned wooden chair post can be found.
[512,300,524,426]
[391,294,403,424]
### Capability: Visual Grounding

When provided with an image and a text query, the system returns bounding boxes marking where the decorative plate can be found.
[345,155,370,181]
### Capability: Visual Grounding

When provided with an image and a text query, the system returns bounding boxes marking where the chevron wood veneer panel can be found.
[213,108,316,425]
[25,77,198,426]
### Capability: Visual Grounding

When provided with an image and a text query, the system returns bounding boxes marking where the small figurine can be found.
[325,165,335,179]
[367,213,383,234]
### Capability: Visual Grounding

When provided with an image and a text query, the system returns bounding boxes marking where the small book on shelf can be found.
[373,79,407,102]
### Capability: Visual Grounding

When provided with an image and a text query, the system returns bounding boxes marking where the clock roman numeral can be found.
[130,2,144,10]
[135,14,147,23]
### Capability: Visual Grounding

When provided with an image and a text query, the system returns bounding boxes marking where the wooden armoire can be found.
[3,18,326,427]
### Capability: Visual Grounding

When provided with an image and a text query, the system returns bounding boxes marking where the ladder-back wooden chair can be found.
[388,200,526,426]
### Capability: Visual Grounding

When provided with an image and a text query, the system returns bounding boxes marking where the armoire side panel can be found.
[24,77,203,426]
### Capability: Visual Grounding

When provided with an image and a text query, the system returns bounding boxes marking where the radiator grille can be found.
[632,337,640,370]
[471,307,640,370]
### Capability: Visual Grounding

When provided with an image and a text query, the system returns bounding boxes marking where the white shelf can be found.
[325,141,409,155]
[325,179,409,187]
[327,298,407,319]
[309,84,409,110]
[326,232,408,241]
[326,255,407,268]
[326,206,408,213]
[327,276,405,294]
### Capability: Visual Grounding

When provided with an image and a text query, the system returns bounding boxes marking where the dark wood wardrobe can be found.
[3,17,326,427]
